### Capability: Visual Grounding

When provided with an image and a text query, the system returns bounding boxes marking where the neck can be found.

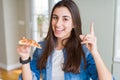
[55,39,66,50]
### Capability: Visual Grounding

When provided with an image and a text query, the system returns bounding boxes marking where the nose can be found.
[56,18,62,27]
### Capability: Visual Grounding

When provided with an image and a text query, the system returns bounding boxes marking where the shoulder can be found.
[33,40,46,57]
[38,40,46,47]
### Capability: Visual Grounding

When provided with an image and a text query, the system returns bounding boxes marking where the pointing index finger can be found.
[90,22,95,35]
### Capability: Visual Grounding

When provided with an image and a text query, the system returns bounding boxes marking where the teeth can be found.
[56,28,63,31]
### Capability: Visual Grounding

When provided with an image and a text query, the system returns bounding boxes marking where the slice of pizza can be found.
[18,37,42,48]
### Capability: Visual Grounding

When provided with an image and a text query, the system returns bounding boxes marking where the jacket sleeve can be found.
[86,52,115,80]
[18,47,42,80]
[82,45,98,80]
[86,52,98,80]
[83,45,115,80]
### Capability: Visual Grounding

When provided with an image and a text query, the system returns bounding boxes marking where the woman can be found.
[17,0,114,80]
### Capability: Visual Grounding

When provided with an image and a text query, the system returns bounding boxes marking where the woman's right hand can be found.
[17,45,31,60]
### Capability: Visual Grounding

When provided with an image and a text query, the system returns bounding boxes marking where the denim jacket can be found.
[18,41,106,80]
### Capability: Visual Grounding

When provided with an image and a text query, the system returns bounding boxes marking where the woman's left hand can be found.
[80,23,98,54]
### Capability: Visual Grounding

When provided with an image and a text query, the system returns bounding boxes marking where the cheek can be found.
[51,21,55,29]
[65,23,73,30]
[52,19,56,25]
[64,26,73,34]
[52,21,56,27]
[65,20,73,27]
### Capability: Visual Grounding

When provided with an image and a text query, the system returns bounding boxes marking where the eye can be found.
[52,16,58,20]
[63,17,69,21]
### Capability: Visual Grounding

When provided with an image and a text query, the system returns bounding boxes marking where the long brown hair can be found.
[37,0,86,73]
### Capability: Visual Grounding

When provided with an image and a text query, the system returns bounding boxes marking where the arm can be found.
[17,45,41,80]
[92,51,112,80]
[17,45,32,80]
[80,23,112,80]
[21,63,32,80]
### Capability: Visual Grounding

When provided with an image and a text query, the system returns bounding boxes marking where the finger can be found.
[79,35,84,40]
[83,34,89,41]
[81,40,94,45]
[90,22,95,35]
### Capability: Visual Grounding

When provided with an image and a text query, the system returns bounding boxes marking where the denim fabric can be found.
[18,41,99,80]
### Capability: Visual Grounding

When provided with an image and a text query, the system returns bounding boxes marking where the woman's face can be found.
[52,7,74,40]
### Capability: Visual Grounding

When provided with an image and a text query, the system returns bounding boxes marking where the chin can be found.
[55,34,63,38]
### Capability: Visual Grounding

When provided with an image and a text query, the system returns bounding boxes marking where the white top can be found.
[52,49,64,80]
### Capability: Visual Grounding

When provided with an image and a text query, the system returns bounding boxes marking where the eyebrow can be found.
[52,14,71,19]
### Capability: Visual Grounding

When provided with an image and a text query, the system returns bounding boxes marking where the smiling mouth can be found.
[55,28,64,34]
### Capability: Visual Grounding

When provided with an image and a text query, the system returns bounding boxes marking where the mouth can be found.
[55,28,64,34]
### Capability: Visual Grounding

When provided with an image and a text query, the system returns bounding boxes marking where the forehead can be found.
[53,7,71,17]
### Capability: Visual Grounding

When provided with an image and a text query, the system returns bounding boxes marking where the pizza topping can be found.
[18,37,42,48]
